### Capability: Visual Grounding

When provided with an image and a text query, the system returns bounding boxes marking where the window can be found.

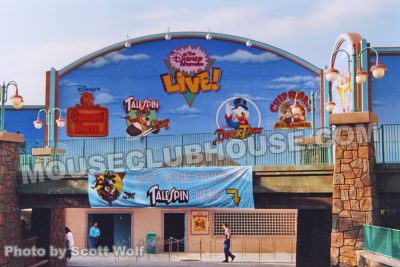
[213,210,296,236]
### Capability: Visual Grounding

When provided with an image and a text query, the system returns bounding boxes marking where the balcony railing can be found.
[18,129,332,173]
[363,225,400,260]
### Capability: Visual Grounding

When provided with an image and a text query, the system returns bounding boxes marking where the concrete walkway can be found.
[67,253,295,266]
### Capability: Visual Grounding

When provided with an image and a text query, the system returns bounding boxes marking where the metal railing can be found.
[112,236,296,263]
[374,124,400,163]
[18,128,332,172]
[363,225,400,260]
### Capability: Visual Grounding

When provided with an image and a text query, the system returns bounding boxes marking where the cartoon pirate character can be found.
[225,98,250,129]
[91,171,125,206]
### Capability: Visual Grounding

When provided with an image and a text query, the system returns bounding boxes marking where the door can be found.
[114,214,132,248]
[296,209,331,267]
[88,213,132,251]
[164,213,185,252]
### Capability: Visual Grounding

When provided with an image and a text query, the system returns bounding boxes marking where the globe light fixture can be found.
[324,68,340,82]
[124,34,131,48]
[0,81,24,132]
[206,29,212,40]
[324,101,336,113]
[165,27,171,40]
[370,58,387,79]
[33,118,43,129]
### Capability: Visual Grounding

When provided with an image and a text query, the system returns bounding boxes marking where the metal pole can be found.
[169,238,171,261]
[351,48,357,112]
[273,239,276,260]
[0,82,6,132]
[241,239,244,260]
[210,239,212,259]
[199,239,202,261]
[46,110,52,147]
[311,91,316,135]
[381,125,385,163]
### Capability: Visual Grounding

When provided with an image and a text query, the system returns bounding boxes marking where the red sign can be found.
[67,92,108,137]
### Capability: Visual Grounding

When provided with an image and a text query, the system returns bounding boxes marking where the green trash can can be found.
[146,232,157,254]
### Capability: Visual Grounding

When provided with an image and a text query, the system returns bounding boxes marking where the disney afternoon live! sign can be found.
[59,36,321,140]
[88,166,254,208]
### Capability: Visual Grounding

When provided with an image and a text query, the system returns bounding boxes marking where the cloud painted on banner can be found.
[167,105,201,115]
[59,79,79,87]
[230,93,269,102]
[212,49,280,64]
[183,114,201,119]
[372,100,387,107]
[82,51,151,69]
[266,75,319,90]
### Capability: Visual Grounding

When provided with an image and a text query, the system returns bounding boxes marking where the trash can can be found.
[146,232,157,254]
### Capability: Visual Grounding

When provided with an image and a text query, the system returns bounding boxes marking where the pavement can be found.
[66,252,296,267]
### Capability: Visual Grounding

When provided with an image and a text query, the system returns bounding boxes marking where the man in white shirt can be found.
[222,223,235,262]
[65,227,74,261]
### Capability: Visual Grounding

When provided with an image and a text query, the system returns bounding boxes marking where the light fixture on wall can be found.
[0,81,24,132]
[33,108,65,130]
[324,49,351,82]
[165,27,171,40]
[124,34,131,48]
[355,47,387,83]
[246,36,252,47]
[324,47,387,84]
[205,29,212,40]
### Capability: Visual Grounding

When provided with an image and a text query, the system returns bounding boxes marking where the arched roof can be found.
[59,32,321,76]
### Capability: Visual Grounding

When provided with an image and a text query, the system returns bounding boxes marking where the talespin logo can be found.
[146,184,189,207]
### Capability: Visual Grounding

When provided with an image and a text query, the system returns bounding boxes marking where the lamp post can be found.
[290,89,335,133]
[0,81,24,132]
[324,46,387,112]
[33,108,65,147]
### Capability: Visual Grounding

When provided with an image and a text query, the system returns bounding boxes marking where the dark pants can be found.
[66,249,72,259]
[224,239,234,260]
[89,236,98,249]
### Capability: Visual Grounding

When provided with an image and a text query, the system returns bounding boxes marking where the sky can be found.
[0,0,399,105]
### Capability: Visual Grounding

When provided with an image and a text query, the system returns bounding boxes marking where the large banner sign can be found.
[88,166,254,208]
[59,37,321,139]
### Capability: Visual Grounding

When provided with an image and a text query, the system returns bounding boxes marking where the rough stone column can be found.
[48,208,66,267]
[0,133,24,267]
[330,112,379,267]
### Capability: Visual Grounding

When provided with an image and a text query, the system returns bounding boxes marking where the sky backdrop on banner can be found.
[0,0,399,105]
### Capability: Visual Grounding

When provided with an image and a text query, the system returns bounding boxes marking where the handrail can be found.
[363,224,400,260]
[18,128,333,172]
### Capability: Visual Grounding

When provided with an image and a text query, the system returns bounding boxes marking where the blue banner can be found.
[88,166,254,208]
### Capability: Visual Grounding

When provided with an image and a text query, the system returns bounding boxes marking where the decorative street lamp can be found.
[0,81,24,132]
[356,46,387,83]
[324,46,387,112]
[33,108,65,146]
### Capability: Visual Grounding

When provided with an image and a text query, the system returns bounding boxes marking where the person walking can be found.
[65,227,74,261]
[88,222,100,249]
[222,223,235,262]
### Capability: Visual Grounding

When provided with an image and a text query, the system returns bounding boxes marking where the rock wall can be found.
[330,122,379,267]
[0,138,23,266]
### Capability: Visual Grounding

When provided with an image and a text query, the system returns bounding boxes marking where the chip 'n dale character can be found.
[76,92,100,108]
[123,109,169,137]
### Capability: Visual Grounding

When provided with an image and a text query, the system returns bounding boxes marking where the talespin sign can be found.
[88,166,254,208]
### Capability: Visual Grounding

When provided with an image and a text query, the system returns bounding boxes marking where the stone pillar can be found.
[48,208,66,267]
[0,133,24,267]
[330,112,379,267]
